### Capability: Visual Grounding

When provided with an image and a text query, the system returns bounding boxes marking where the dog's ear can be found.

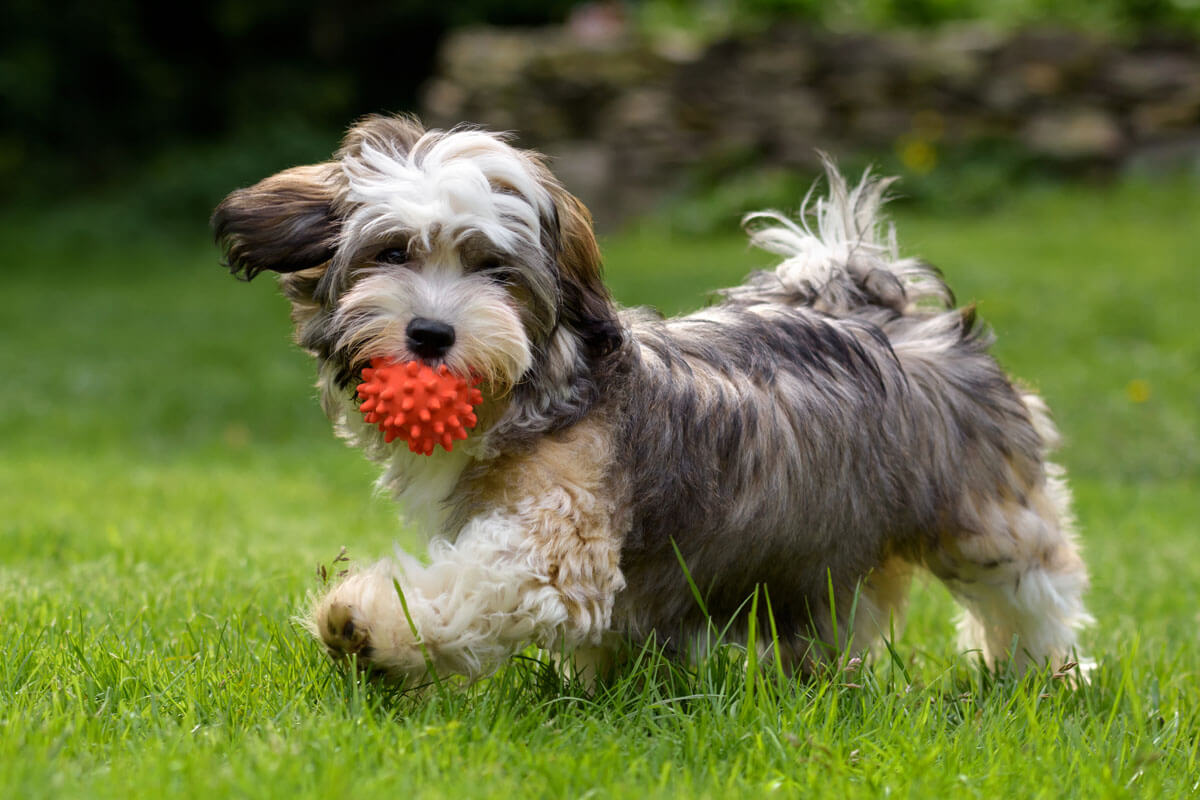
[212,163,342,280]
[543,183,623,359]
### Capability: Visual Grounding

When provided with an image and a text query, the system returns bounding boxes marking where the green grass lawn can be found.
[2,177,1198,798]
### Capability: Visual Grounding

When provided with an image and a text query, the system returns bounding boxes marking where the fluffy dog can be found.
[213,114,1090,681]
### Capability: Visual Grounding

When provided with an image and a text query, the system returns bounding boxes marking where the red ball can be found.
[356,359,483,455]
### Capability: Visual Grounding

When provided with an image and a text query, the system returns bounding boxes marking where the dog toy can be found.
[357,358,483,455]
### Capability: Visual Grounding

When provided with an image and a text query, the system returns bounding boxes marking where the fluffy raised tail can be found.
[728,158,953,318]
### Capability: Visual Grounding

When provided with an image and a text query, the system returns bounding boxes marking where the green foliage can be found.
[1,0,577,192]
[637,0,1200,36]
[2,177,1199,796]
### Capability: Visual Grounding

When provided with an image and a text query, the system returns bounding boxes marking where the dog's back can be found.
[608,165,1088,669]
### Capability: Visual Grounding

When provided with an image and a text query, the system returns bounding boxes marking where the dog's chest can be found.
[383,445,478,536]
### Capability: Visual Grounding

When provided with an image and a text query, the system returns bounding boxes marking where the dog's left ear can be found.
[212,163,343,280]
[543,184,623,359]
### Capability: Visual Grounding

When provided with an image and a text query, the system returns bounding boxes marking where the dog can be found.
[213,114,1091,682]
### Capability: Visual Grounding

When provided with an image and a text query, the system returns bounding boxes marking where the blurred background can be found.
[5,0,1200,228]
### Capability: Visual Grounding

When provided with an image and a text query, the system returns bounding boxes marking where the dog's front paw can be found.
[321,601,372,659]
[309,562,429,680]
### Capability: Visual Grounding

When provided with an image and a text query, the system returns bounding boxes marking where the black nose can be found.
[406,318,456,359]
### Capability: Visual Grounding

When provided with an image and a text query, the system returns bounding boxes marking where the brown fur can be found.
[455,418,625,641]
[212,163,342,279]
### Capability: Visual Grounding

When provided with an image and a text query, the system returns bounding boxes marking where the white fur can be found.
[742,165,952,311]
[340,129,552,257]
[952,557,1093,673]
[935,397,1093,672]
[379,445,478,535]
[332,266,531,391]
[315,510,594,680]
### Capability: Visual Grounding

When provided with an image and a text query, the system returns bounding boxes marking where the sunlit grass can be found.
[1,176,1198,797]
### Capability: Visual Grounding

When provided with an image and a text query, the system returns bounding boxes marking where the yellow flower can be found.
[1125,379,1151,404]
[899,137,937,175]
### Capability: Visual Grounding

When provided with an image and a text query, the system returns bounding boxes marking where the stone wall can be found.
[421,24,1200,226]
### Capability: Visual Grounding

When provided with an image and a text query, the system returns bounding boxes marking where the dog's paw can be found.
[308,562,430,680]
[320,602,372,659]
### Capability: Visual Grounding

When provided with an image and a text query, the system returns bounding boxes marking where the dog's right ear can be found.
[212,163,342,280]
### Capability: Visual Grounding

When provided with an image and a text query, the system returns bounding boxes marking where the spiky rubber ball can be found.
[356,358,483,455]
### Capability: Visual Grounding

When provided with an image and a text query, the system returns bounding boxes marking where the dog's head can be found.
[213,115,622,451]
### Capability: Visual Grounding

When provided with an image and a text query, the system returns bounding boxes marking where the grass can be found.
[2,176,1198,798]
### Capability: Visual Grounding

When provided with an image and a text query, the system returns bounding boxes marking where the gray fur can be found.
[216,121,1088,675]
[594,168,1052,659]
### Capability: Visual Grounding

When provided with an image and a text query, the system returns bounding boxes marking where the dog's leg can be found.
[854,556,915,653]
[929,463,1092,673]
[554,633,629,687]
[312,475,624,682]
[762,559,913,675]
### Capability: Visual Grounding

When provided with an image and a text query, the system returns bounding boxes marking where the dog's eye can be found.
[477,260,514,284]
[376,247,408,265]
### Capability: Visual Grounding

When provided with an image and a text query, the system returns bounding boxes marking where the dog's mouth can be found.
[343,355,479,398]
[353,357,485,455]
[359,356,483,389]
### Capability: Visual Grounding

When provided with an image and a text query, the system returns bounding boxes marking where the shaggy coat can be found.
[214,115,1090,680]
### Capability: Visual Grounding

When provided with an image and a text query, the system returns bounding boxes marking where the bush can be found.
[1,1,577,194]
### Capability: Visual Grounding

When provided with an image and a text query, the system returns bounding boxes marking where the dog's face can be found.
[213,115,621,449]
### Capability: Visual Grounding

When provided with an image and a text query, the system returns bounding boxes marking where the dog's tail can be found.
[730,157,953,318]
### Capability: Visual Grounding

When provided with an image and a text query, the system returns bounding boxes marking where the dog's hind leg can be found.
[854,556,916,654]
[927,461,1092,674]
[795,557,914,673]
